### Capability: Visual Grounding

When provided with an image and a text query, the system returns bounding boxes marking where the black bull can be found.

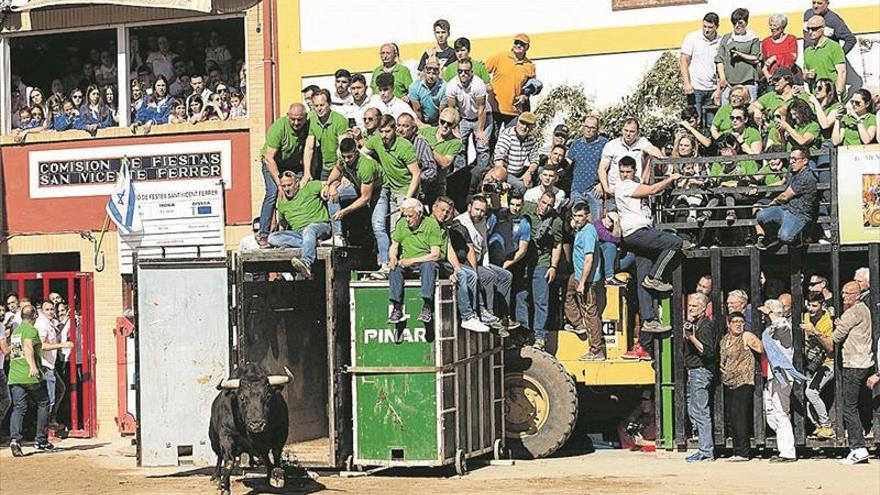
[208,363,293,495]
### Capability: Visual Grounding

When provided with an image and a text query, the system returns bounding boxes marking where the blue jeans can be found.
[455,117,493,172]
[721,84,757,105]
[0,368,10,423]
[10,382,50,444]
[599,241,635,280]
[687,367,715,458]
[507,172,528,194]
[622,227,682,281]
[570,189,603,221]
[259,160,278,237]
[328,184,359,235]
[267,223,331,266]
[456,266,479,320]
[689,89,716,129]
[389,261,437,303]
[756,206,808,243]
[44,368,65,414]
[516,265,551,340]
[478,264,512,316]
[372,189,395,264]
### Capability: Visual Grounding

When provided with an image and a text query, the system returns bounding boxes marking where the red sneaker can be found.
[621,344,651,361]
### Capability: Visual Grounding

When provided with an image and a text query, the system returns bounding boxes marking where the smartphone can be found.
[347,118,356,128]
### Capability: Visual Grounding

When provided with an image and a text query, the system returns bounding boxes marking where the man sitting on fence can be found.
[268,170,331,279]
[387,198,444,324]
[756,147,817,250]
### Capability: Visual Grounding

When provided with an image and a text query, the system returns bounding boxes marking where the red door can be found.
[2,271,98,438]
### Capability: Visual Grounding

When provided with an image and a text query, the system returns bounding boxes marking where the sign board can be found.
[117,180,226,274]
[837,145,880,245]
[29,140,232,199]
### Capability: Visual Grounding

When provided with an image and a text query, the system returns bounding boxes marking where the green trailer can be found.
[348,279,505,475]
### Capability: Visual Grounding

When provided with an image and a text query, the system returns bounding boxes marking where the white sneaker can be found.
[321,234,346,247]
[839,448,869,465]
[462,317,489,333]
[369,265,390,280]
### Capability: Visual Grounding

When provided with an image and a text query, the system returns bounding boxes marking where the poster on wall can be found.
[837,145,880,245]
[29,140,232,199]
[117,180,226,274]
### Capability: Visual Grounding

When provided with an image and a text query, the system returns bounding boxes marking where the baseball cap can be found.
[773,67,793,78]
[553,124,570,137]
[518,112,537,125]
[514,33,531,44]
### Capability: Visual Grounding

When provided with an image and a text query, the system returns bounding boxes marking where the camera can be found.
[482,181,504,194]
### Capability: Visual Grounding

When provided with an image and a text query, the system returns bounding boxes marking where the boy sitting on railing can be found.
[673,161,716,226]
[708,135,759,222]
[751,145,789,242]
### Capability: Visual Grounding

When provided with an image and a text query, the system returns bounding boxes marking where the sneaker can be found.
[500,317,521,330]
[34,441,56,452]
[418,304,433,323]
[818,238,831,245]
[495,327,511,338]
[10,441,23,457]
[696,213,710,224]
[461,316,489,333]
[369,265,390,280]
[388,304,407,324]
[813,425,835,439]
[320,234,346,247]
[479,309,500,324]
[563,323,588,335]
[641,319,672,333]
[642,276,672,292]
[257,235,270,248]
[725,211,736,223]
[578,351,606,361]
[290,257,312,279]
[839,448,869,465]
[768,455,797,463]
[756,237,780,251]
[621,344,651,361]
[685,452,714,463]
[726,455,749,462]
[607,275,628,287]
[532,338,545,351]
[681,240,695,250]
[686,216,697,224]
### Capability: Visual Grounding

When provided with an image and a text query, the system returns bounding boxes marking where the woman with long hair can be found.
[130,79,144,122]
[833,89,877,146]
[28,86,47,115]
[45,94,63,129]
[103,85,119,125]
[711,85,752,140]
[807,78,842,140]
[132,75,173,134]
[728,106,763,154]
[81,84,113,130]
[773,98,819,150]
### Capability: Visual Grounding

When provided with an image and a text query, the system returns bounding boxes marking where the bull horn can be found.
[217,378,240,390]
[267,367,295,386]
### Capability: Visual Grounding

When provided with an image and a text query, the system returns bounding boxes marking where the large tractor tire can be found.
[504,345,578,459]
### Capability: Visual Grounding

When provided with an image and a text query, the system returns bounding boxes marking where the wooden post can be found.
[750,248,765,446]
[672,263,687,450]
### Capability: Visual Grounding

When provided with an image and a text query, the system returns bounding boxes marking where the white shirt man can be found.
[365,94,417,121]
[599,119,663,195]
[446,72,489,121]
[680,17,721,93]
[615,178,654,237]
[146,37,177,81]
[34,304,59,371]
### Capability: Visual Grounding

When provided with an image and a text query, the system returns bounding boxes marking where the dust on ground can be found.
[1,438,877,495]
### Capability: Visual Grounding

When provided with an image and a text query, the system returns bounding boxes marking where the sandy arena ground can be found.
[1,438,878,495]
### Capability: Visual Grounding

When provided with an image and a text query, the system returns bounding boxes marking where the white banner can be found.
[117,179,226,274]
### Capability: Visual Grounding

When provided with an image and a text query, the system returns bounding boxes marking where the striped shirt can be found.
[494,125,539,177]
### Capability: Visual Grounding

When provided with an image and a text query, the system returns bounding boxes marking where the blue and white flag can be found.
[106,158,142,234]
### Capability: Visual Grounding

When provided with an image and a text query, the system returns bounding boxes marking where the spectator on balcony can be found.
[598,118,664,210]
[168,58,189,97]
[726,106,763,154]
[756,147,817,250]
[418,19,455,73]
[96,50,117,88]
[715,8,761,104]
[69,88,85,115]
[130,80,144,121]
[146,36,177,81]
[804,15,846,96]
[205,31,233,80]
[749,68,803,132]
[719,311,763,461]
[760,14,798,86]
[132,75,173,134]
[27,87,46,116]
[229,90,247,120]
[187,95,208,124]
[50,79,65,101]
[81,85,114,132]
[800,291,835,439]
[186,74,212,112]
[53,98,86,133]
[409,57,447,126]
[807,78,843,140]
[371,43,412,99]
[268,171,331,280]
[443,37,491,84]
[387,198,443,324]
[45,95,62,128]
[677,106,713,151]
[672,159,715,234]
[707,134,759,234]
[168,99,187,124]
[710,85,751,140]
[679,12,721,126]
[834,280,874,465]
[12,106,44,143]
[832,89,877,146]
[103,85,119,126]
[772,98,820,152]
[567,115,608,220]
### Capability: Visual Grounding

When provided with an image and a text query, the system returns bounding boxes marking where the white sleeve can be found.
[680,32,694,56]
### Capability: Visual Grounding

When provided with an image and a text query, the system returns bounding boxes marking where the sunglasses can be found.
[72,94,83,99]
[807,25,823,32]
[425,67,439,74]
[439,119,455,127]
[513,40,528,47]
[216,88,228,92]
[731,115,745,121]
[458,68,472,74]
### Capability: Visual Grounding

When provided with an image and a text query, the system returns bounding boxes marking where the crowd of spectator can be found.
[10,29,247,142]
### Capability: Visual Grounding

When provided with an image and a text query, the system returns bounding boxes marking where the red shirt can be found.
[761,34,798,75]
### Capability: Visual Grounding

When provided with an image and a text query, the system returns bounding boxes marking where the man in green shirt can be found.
[804,16,846,96]
[268,171,331,279]
[8,305,70,456]
[749,68,811,130]
[517,190,564,349]
[323,137,382,247]
[371,43,413,99]
[443,37,492,84]
[258,103,309,245]
[388,198,443,324]
[365,114,422,277]
[302,90,351,182]
[419,107,464,201]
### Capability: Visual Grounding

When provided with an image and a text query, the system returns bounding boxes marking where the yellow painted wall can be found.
[276,3,880,103]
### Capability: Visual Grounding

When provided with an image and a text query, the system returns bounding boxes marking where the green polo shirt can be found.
[785,121,821,151]
[731,127,762,147]
[712,104,734,134]
[392,215,444,259]
[838,113,877,146]
[804,38,846,82]
[338,154,382,191]
[522,202,564,268]
[755,164,786,186]
[818,101,843,139]
[8,322,43,385]
[307,110,350,170]
[261,116,306,172]
[371,63,413,99]
[419,127,463,192]
[756,91,811,121]
[365,134,417,195]
[709,160,759,187]
[276,180,330,231]
[443,59,491,84]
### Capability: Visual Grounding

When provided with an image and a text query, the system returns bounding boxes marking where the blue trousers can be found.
[515,265,551,340]
[389,261,437,303]
[327,184,359,235]
[478,264,513,316]
[687,367,715,457]
[456,266,479,320]
[756,206,808,243]
[267,223,331,266]
[10,381,50,444]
